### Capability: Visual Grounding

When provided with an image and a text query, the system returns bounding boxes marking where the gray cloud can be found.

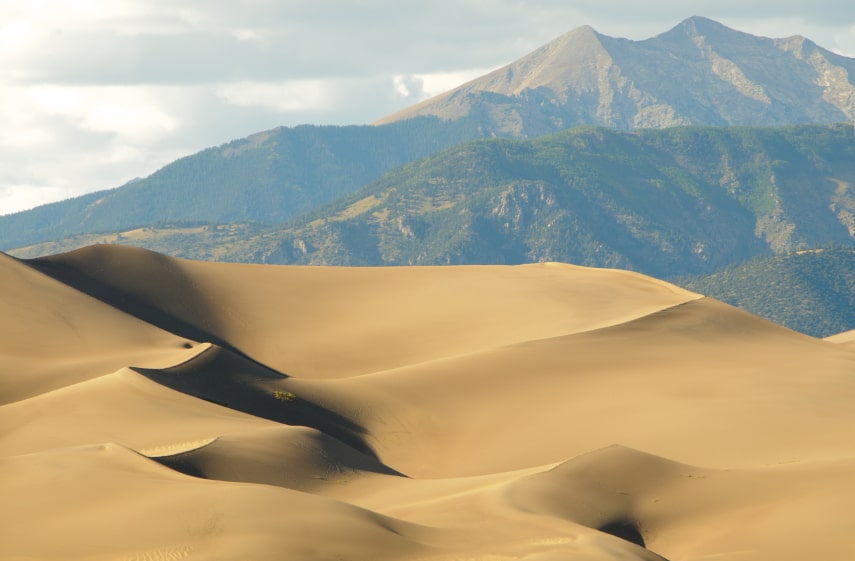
[10,2,855,87]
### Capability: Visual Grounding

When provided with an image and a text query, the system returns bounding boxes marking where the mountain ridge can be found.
[215,124,855,277]
[11,123,855,279]
[376,16,855,134]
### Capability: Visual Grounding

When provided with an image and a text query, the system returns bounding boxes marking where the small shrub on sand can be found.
[272,390,298,403]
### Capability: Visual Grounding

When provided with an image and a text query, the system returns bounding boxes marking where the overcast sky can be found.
[2,1,854,216]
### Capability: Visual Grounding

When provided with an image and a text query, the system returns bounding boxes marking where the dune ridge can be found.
[28,245,701,377]
[3,245,855,560]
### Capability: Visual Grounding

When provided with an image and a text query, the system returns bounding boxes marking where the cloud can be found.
[5,3,854,90]
[214,76,419,120]
[217,80,336,113]
[1,1,854,216]
[28,86,178,140]
[0,83,185,215]
[394,69,498,100]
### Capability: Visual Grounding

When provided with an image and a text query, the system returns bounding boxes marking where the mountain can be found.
[679,246,855,337]
[377,16,855,135]
[0,117,483,251]
[11,122,855,277]
[175,123,855,280]
[3,17,854,253]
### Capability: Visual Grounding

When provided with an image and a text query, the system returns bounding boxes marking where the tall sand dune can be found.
[29,245,700,377]
[3,245,855,560]
[0,252,199,403]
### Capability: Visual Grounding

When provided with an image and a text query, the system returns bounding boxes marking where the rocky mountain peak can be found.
[376,17,855,134]
[672,15,735,37]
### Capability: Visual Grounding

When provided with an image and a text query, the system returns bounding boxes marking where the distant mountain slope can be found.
[205,124,855,279]
[0,117,482,251]
[680,246,855,337]
[377,16,855,136]
[7,222,267,262]
[3,17,854,254]
[11,123,855,279]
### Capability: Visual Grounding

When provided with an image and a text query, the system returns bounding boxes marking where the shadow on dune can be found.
[599,519,647,548]
[24,247,252,360]
[133,345,394,469]
[506,445,681,560]
[155,424,402,492]
[26,246,406,480]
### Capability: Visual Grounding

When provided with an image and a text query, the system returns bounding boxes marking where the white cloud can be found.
[417,69,498,97]
[392,75,420,99]
[831,24,855,57]
[392,69,499,102]
[0,83,188,215]
[216,80,335,113]
[29,86,178,139]
[0,184,70,215]
[0,19,33,51]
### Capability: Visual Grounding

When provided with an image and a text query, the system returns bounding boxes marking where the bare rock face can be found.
[376,16,855,136]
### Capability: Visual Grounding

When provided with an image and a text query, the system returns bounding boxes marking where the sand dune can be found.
[156,424,400,492]
[29,245,699,378]
[0,252,199,403]
[824,328,855,351]
[3,245,855,560]
[0,443,431,561]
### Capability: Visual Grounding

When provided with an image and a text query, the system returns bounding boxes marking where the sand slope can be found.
[0,252,199,403]
[28,245,699,377]
[3,245,855,560]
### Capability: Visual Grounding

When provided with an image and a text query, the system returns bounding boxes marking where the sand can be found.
[3,244,855,560]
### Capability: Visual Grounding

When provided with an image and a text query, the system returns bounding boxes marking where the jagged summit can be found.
[666,15,742,37]
[457,23,608,96]
[376,17,855,135]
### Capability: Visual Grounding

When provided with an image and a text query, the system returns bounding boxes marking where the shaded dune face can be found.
[3,245,855,560]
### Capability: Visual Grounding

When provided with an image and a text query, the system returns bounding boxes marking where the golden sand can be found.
[2,245,854,560]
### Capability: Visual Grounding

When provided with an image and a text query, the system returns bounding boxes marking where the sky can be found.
[2,1,854,216]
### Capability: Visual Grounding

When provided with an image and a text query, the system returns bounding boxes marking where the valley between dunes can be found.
[3,244,855,561]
